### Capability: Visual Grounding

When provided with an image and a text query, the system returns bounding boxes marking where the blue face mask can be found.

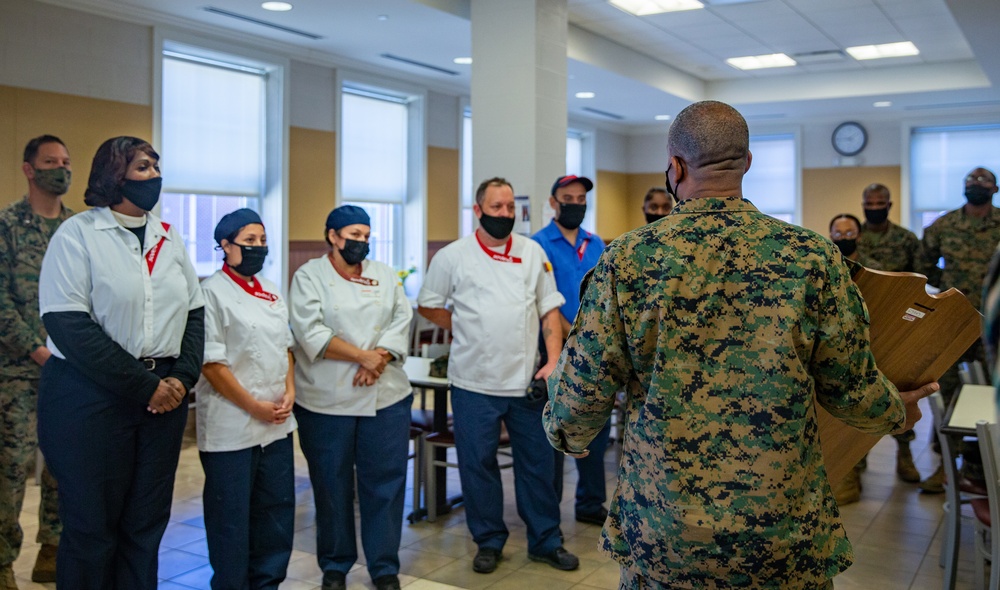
[121,177,162,211]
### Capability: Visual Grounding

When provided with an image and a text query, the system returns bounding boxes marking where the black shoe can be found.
[575,507,609,526]
[472,547,503,573]
[528,546,580,571]
[374,574,401,590]
[321,570,346,590]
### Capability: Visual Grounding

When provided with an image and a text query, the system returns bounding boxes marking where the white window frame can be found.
[743,129,802,226]
[153,29,289,290]
[336,70,426,278]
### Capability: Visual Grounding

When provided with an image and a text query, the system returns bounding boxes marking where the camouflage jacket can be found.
[544,197,904,589]
[918,205,1000,310]
[858,221,920,272]
[0,198,73,378]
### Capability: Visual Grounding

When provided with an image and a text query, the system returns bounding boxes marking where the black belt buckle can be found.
[142,358,157,371]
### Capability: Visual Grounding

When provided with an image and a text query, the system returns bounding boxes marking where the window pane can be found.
[343,201,399,269]
[160,193,259,277]
[162,58,264,195]
[342,92,408,203]
[743,135,796,217]
[462,115,473,209]
[910,125,1000,232]
[566,135,583,177]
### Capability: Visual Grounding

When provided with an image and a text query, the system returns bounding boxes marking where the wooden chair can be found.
[972,420,999,590]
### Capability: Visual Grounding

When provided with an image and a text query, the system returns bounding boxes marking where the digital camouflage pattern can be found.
[858,221,920,273]
[917,206,1000,311]
[0,198,73,379]
[0,197,70,566]
[544,197,905,589]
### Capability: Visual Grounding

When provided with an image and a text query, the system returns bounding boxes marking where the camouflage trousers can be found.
[617,566,835,589]
[0,377,60,566]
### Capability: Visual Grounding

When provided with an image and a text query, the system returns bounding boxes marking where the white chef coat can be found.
[289,255,412,416]
[417,232,564,397]
[194,268,296,452]
[39,207,204,359]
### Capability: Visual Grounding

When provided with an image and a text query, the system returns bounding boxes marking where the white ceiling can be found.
[41,0,1000,132]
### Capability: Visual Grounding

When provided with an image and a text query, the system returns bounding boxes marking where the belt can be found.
[140,357,175,372]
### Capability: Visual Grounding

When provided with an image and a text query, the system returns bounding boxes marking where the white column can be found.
[471,0,568,234]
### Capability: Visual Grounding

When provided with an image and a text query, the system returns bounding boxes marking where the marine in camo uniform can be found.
[916,167,1000,492]
[543,101,935,589]
[854,184,924,485]
[0,135,73,589]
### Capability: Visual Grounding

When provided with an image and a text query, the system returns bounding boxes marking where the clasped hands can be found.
[353,348,393,387]
[147,377,187,414]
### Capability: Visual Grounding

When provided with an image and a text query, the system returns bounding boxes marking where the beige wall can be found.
[0,85,152,212]
[427,146,459,242]
[801,166,902,236]
[595,170,668,242]
[288,126,336,241]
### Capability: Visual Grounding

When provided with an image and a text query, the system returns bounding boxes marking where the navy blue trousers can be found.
[37,357,186,590]
[554,421,611,515]
[294,394,412,580]
[200,434,295,590]
[450,386,562,555]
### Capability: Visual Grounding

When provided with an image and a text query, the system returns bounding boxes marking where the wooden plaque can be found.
[818,267,983,485]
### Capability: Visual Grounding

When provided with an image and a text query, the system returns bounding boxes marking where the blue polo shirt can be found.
[531,220,606,322]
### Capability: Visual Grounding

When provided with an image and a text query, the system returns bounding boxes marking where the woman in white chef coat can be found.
[289,205,412,590]
[195,208,296,590]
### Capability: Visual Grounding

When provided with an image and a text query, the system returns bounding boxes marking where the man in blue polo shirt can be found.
[532,175,610,526]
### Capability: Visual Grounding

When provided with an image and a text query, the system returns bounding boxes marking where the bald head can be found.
[668,101,749,170]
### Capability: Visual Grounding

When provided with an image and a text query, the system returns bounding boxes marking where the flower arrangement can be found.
[397,266,418,285]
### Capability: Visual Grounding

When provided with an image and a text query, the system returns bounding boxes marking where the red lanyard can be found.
[223,263,278,302]
[328,253,379,286]
[476,231,522,263]
[145,222,171,274]
[576,234,590,261]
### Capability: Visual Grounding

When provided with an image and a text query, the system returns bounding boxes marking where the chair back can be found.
[975,420,1000,540]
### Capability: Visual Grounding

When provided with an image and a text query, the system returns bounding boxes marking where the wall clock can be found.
[832,121,868,157]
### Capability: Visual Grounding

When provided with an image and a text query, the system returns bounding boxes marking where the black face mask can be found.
[863,208,889,225]
[834,239,858,257]
[121,177,162,211]
[230,245,268,277]
[479,213,515,240]
[965,185,994,206]
[645,212,666,224]
[339,238,369,265]
[556,202,586,230]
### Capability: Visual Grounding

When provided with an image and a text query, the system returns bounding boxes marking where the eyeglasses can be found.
[966,175,995,184]
[831,230,859,240]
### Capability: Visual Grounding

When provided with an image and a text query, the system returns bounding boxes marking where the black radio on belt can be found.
[525,376,547,403]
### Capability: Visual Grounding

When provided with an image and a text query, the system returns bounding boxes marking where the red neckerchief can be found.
[223,263,279,302]
[328,253,378,286]
[145,222,171,274]
[475,231,522,263]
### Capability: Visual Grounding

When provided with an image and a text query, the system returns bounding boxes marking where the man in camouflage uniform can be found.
[917,167,1000,492]
[543,101,937,589]
[0,135,73,588]
[855,184,924,484]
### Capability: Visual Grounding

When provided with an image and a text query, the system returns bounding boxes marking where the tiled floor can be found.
[9,397,991,589]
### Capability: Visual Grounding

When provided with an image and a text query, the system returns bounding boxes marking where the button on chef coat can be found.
[289,256,412,416]
[39,207,204,359]
[417,232,564,396]
[194,270,296,452]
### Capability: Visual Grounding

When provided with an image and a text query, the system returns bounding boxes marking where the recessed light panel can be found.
[654,115,672,120]
[261,2,292,11]
[846,42,919,60]
[873,101,892,108]
[575,92,596,99]
[609,0,704,16]
[726,53,796,70]
[453,57,472,65]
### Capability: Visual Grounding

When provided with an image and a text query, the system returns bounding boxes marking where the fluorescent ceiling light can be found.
[261,2,292,11]
[873,101,892,108]
[846,41,919,60]
[654,114,672,120]
[726,53,796,70]
[453,57,472,65]
[575,91,596,99]
[609,0,703,16]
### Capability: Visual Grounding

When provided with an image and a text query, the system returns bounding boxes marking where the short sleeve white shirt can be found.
[417,232,564,396]
[194,269,296,452]
[39,207,204,359]
[289,255,413,416]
